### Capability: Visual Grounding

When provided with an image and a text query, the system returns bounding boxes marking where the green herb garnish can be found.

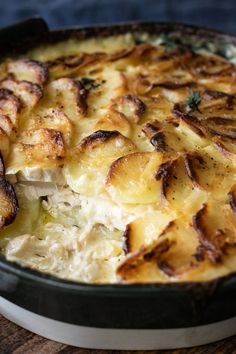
[80,77,101,90]
[184,91,202,112]
[160,33,181,51]
[133,37,146,45]
[214,48,229,59]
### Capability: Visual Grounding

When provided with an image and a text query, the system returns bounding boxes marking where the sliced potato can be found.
[111,94,146,123]
[45,78,88,120]
[8,59,48,86]
[47,52,105,79]
[212,135,236,164]
[95,109,131,137]
[64,130,136,195]
[86,68,127,116]
[0,88,21,126]
[27,108,73,146]
[118,217,200,282]
[0,77,42,111]
[0,129,10,159]
[192,202,236,263]
[159,156,207,214]
[0,177,19,228]
[123,211,174,253]
[6,128,65,173]
[228,183,236,213]
[106,151,164,204]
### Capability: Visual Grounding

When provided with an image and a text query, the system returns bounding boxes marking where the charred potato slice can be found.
[193,202,236,263]
[95,109,131,138]
[0,177,19,228]
[118,217,199,282]
[142,119,207,153]
[0,154,18,229]
[158,156,207,214]
[228,183,236,213]
[184,148,235,200]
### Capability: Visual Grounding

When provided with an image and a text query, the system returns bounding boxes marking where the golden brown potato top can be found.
[1,33,236,283]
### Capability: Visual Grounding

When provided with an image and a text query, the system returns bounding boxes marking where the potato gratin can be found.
[1,32,236,283]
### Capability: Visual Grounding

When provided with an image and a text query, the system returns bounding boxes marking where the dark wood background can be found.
[0,315,236,354]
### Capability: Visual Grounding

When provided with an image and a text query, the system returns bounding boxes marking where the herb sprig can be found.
[159,33,231,60]
[80,77,104,90]
[184,91,202,112]
[159,33,192,52]
[160,33,180,51]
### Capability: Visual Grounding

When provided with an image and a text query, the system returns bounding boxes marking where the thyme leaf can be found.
[80,77,101,90]
[184,91,202,112]
[160,33,179,50]
[159,33,189,52]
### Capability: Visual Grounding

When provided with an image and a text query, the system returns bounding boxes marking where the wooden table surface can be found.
[0,315,236,354]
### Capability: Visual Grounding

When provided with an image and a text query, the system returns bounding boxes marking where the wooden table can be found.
[0,315,236,354]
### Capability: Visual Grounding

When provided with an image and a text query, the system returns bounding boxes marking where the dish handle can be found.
[0,17,49,56]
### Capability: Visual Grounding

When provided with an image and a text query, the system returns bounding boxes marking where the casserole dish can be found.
[0,18,236,349]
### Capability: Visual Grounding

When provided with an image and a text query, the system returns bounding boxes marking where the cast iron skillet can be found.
[0,18,236,329]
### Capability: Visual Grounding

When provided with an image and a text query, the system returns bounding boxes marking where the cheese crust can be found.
[1,32,236,283]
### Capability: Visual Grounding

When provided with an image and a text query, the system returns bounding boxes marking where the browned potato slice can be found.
[212,135,236,164]
[190,52,232,76]
[45,78,88,120]
[106,151,164,204]
[142,119,207,153]
[186,147,236,201]
[87,69,127,116]
[77,130,135,158]
[64,130,136,195]
[228,183,236,213]
[95,109,131,138]
[0,154,18,228]
[123,211,174,253]
[172,105,207,144]
[111,94,146,123]
[0,88,21,125]
[200,89,236,114]
[0,130,10,159]
[7,128,65,173]
[8,59,48,86]
[47,52,105,79]
[159,156,207,214]
[0,115,15,139]
[118,217,199,282]
[0,89,21,140]
[192,203,236,263]
[27,108,73,146]
[0,152,4,175]
[0,177,19,228]
[0,77,42,110]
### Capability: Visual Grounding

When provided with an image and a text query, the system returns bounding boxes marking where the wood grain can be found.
[0,315,236,354]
